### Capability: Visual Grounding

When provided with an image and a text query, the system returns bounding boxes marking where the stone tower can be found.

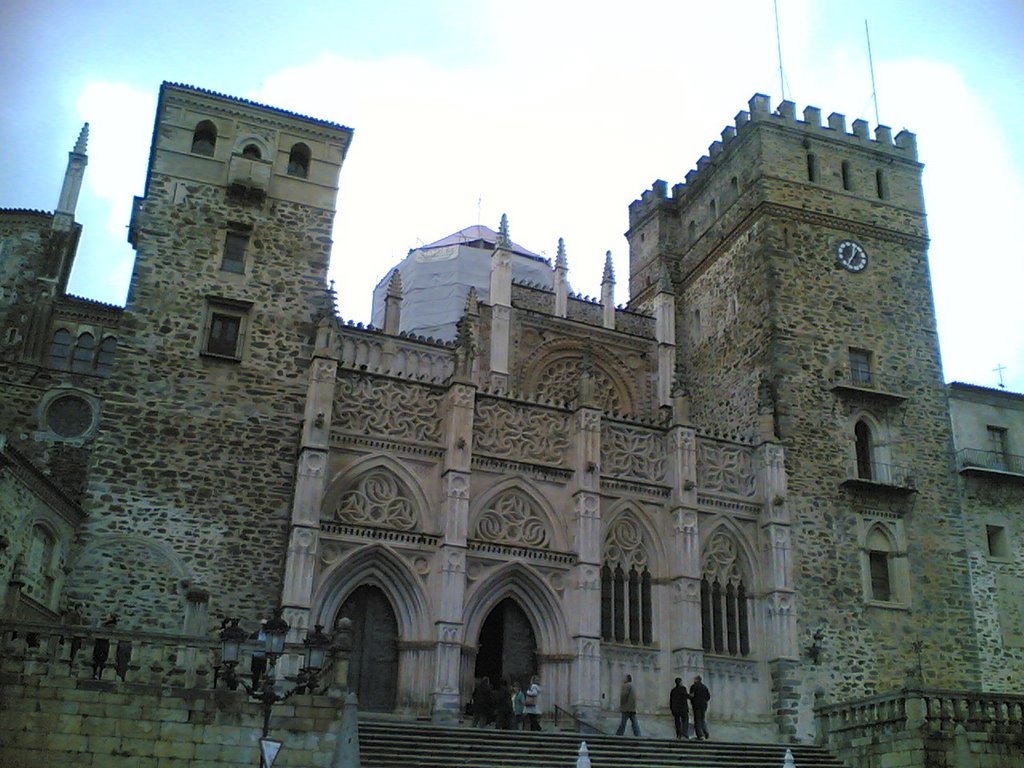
[67,84,353,631]
[627,94,975,737]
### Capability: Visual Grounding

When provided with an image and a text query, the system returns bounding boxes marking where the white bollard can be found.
[783,747,796,768]
[576,741,592,768]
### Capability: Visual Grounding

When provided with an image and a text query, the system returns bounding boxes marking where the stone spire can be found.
[601,250,615,329]
[383,269,403,334]
[497,213,511,248]
[55,123,89,229]
[554,237,569,318]
[489,219,513,388]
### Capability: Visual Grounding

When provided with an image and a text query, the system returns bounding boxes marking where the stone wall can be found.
[0,624,348,768]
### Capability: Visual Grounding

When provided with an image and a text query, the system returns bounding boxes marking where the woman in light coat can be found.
[523,675,542,731]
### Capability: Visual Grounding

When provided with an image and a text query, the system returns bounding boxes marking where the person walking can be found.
[523,675,542,731]
[690,675,711,740]
[615,674,641,737]
[669,677,690,739]
[511,680,526,730]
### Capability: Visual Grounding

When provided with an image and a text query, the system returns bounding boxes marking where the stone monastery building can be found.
[1,83,1022,747]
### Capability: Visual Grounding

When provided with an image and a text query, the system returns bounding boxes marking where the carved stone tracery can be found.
[697,440,757,497]
[333,469,418,530]
[334,376,442,443]
[473,490,551,548]
[473,398,570,465]
[601,425,666,482]
[603,514,649,569]
[533,357,623,413]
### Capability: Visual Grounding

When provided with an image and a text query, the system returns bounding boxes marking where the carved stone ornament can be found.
[333,469,418,530]
[603,514,649,569]
[473,399,570,465]
[703,530,744,584]
[312,358,336,382]
[450,384,475,409]
[697,441,757,497]
[474,490,551,548]
[335,376,442,443]
[601,425,666,482]
[533,357,624,413]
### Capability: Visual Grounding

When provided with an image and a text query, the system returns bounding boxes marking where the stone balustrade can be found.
[0,618,308,690]
[816,687,1024,768]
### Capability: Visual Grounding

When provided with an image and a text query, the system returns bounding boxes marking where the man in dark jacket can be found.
[689,675,711,740]
[669,677,690,738]
[615,674,641,736]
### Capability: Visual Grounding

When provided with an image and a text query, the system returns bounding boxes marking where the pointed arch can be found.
[323,454,430,533]
[602,500,665,571]
[601,502,660,645]
[699,524,756,657]
[469,477,564,551]
[700,519,759,586]
[520,341,637,415]
[463,561,571,655]
[313,543,432,640]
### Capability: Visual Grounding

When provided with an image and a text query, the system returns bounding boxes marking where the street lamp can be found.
[218,611,338,739]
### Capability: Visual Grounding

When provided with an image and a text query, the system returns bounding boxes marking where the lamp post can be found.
[219,609,338,753]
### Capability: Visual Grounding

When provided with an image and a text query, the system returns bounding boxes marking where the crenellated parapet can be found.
[627,93,925,301]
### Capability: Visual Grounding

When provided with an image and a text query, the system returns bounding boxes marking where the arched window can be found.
[688,221,697,241]
[71,332,95,373]
[28,524,59,608]
[700,531,751,657]
[287,143,311,178]
[49,329,72,369]
[242,143,262,160]
[855,420,874,480]
[841,160,852,191]
[191,121,217,156]
[875,169,887,199]
[601,515,653,646]
[96,336,117,376]
[866,528,893,602]
[806,153,818,182]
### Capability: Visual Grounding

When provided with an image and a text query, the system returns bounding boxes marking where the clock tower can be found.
[627,94,976,737]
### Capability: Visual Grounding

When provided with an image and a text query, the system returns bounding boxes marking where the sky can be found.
[1,0,1023,392]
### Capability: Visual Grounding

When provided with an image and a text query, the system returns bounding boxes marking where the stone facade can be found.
[2,85,1023,767]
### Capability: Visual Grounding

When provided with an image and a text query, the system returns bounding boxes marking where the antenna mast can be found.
[865,20,880,125]
[774,0,786,102]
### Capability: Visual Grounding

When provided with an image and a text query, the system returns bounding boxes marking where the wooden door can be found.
[338,585,399,711]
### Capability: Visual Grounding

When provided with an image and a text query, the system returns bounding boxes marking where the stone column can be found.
[570,373,602,714]
[432,379,475,720]
[281,319,338,640]
[668,399,702,673]
[758,441,799,740]
[652,267,676,408]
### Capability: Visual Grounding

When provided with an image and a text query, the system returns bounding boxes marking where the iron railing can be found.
[956,448,1024,476]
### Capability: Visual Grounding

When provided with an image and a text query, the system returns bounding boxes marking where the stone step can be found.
[358,720,844,768]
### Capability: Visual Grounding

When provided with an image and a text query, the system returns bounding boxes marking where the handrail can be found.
[551,704,606,735]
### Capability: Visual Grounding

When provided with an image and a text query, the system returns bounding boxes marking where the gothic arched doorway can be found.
[337,584,399,711]
[474,597,537,688]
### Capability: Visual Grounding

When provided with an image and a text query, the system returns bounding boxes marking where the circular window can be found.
[46,395,93,438]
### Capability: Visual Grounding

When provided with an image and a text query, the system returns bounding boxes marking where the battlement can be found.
[629,93,918,226]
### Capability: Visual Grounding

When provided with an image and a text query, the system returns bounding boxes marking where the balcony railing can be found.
[844,460,916,491]
[956,448,1024,476]
[831,367,907,402]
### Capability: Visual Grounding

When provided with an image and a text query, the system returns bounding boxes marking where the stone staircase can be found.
[358,719,845,768]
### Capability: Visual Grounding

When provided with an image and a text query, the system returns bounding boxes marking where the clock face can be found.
[836,240,868,272]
